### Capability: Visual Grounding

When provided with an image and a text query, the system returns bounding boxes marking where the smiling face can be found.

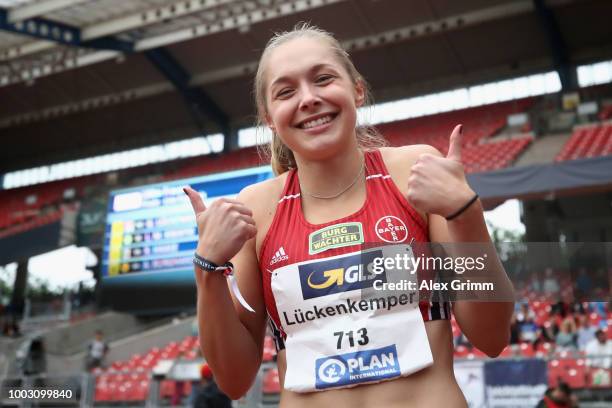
[263,37,364,162]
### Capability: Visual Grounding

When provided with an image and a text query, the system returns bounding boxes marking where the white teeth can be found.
[301,115,333,129]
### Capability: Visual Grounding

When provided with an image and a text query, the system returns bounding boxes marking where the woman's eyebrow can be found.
[270,63,338,89]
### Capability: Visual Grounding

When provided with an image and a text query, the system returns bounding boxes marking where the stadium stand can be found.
[262,367,281,394]
[460,136,534,173]
[598,104,612,121]
[82,297,609,405]
[0,176,89,232]
[555,123,612,162]
[378,98,535,152]
[1,1,612,406]
[0,97,540,236]
[89,333,281,405]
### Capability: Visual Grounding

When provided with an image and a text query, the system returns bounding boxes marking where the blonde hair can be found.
[254,22,387,175]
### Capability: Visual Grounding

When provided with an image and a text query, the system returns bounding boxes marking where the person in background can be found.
[576,314,597,351]
[575,267,593,301]
[516,302,535,323]
[536,381,578,408]
[193,364,231,408]
[509,313,520,345]
[85,330,109,370]
[555,319,577,352]
[517,303,539,343]
[588,302,607,319]
[543,268,560,298]
[585,329,612,386]
[541,316,559,343]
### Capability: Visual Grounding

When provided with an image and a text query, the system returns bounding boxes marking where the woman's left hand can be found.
[406,124,476,218]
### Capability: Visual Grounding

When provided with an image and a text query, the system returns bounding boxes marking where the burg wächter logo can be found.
[315,345,401,389]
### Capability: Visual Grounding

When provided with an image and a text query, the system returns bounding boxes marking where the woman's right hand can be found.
[183,186,257,266]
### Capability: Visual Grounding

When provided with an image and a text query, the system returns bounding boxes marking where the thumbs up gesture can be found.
[183,186,257,265]
[406,124,476,218]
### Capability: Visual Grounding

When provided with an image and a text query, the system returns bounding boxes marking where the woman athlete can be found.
[184,24,515,407]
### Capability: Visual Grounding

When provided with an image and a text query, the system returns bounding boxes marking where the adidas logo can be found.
[270,246,289,265]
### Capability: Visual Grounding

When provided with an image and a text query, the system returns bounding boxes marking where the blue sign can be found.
[315,345,400,389]
[299,250,385,300]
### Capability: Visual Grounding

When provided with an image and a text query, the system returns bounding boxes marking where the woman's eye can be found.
[277,89,293,98]
[316,75,333,83]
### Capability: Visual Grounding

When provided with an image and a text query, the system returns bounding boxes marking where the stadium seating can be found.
[0,208,64,239]
[88,301,610,404]
[263,335,277,362]
[263,367,281,394]
[555,123,612,162]
[378,98,535,153]
[0,176,89,232]
[461,137,533,173]
[451,294,611,393]
[92,336,200,404]
[598,104,612,121]
[91,334,278,404]
[0,98,537,234]
[166,146,262,180]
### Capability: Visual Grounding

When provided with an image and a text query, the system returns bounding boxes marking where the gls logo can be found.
[315,345,401,389]
[298,251,386,300]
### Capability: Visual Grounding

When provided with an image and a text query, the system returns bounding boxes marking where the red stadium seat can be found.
[263,368,281,394]
[556,123,612,162]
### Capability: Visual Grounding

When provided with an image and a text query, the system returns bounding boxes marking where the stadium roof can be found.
[0,0,611,174]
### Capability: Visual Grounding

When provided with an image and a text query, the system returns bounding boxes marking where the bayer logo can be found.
[317,358,346,384]
[375,216,408,243]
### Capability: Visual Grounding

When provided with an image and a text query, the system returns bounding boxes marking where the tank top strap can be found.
[364,149,391,178]
[278,168,301,203]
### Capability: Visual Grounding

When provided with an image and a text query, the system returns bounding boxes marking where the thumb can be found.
[446,124,463,162]
[183,186,207,215]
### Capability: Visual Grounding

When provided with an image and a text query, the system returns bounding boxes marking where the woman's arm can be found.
[410,125,514,356]
[185,185,268,399]
[384,124,515,357]
[429,207,515,357]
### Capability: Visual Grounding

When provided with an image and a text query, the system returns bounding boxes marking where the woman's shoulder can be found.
[236,171,289,222]
[376,144,443,186]
[378,144,443,165]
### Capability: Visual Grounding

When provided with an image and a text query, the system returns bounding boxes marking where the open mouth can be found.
[296,112,339,130]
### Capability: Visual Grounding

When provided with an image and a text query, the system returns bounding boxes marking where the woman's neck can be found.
[294,143,364,200]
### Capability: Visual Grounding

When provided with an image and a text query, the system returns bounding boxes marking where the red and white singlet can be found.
[259,149,450,353]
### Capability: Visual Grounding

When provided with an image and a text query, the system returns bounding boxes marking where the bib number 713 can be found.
[334,328,369,349]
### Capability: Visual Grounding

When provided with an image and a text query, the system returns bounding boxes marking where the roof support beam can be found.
[0,0,537,87]
[0,0,237,60]
[0,0,581,122]
[7,0,88,23]
[0,7,82,45]
[144,48,233,147]
[0,7,133,52]
[533,0,578,91]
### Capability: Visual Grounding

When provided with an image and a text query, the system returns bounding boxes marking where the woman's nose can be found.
[298,85,321,111]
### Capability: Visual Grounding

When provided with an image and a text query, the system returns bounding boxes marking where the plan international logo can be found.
[315,345,401,389]
[298,250,386,300]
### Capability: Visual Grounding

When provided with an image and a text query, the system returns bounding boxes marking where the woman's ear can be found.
[264,113,275,132]
[355,80,366,107]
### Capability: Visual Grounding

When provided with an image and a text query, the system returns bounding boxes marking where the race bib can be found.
[271,245,433,392]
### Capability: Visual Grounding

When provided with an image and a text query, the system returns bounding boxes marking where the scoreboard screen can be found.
[100,166,274,314]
